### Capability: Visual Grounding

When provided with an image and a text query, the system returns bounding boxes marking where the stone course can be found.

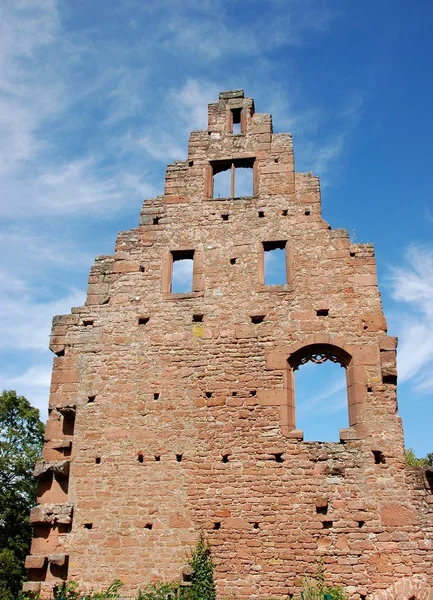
[25,90,432,599]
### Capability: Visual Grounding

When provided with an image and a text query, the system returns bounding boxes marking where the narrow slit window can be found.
[231,108,242,134]
[263,241,287,285]
[171,250,194,294]
[211,158,254,199]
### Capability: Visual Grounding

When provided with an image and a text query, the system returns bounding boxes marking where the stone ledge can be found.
[33,459,70,479]
[30,503,73,525]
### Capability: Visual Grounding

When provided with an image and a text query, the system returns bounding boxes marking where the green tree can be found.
[405,447,433,467]
[187,531,216,600]
[0,390,44,600]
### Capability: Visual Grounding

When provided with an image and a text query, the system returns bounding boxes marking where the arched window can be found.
[279,343,359,440]
[290,349,349,441]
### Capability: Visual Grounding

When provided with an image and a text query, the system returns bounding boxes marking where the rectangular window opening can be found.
[263,241,287,286]
[211,158,254,199]
[231,108,242,135]
[171,250,194,294]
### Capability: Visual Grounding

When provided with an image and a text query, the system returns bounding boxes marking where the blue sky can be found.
[1,0,432,455]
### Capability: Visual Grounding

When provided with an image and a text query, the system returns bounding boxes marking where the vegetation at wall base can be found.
[300,560,348,600]
[0,390,44,600]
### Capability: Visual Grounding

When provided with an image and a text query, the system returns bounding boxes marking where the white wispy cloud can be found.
[390,244,433,391]
[0,365,53,418]
[0,273,85,352]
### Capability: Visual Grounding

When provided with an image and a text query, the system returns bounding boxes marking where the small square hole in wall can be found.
[83,320,94,327]
[258,211,265,218]
[253,522,259,529]
[316,505,328,515]
[153,216,160,225]
[274,158,279,163]
[188,160,194,167]
[144,523,153,530]
[251,315,265,324]
[367,386,373,393]
[232,391,237,397]
[358,520,365,528]
[154,455,161,462]
[282,209,288,216]
[176,454,183,462]
[350,251,356,258]
[139,264,145,272]
[221,213,229,221]
[205,391,213,398]
[88,395,96,403]
[316,309,329,317]
[425,470,433,493]
[230,258,237,265]
[273,453,284,463]
[138,316,150,326]
[382,374,397,385]
[138,454,144,463]
[84,523,93,530]
[153,392,160,400]
[193,314,204,322]
[54,348,65,357]
[305,210,311,216]
[322,521,333,529]
[95,457,101,464]
[250,390,257,397]
[213,522,221,530]
[372,450,386,464]
[222,454,229,463]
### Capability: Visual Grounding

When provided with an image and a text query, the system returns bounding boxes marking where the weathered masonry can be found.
[25,90,433,599]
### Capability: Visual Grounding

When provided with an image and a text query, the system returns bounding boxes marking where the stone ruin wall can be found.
[25,90,433,599]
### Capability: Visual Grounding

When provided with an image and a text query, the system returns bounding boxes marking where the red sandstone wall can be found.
[25,90,433,600]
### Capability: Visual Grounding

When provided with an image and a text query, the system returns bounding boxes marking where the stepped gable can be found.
[25,90,433,599]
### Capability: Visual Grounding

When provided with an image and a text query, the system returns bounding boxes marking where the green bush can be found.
[137,581,179,600]
[300,560,348,600]
[53,580,123,600]
[186,531,216,600]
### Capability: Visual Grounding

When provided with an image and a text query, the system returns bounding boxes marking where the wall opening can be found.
[62,414,75,436]
[293,352,349,442]
[171,250,194,293]
[372,450,386,464]
[211,158,254,198]
[263,241,287,285]
[425,470,433,493]
[231,108,242,134]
